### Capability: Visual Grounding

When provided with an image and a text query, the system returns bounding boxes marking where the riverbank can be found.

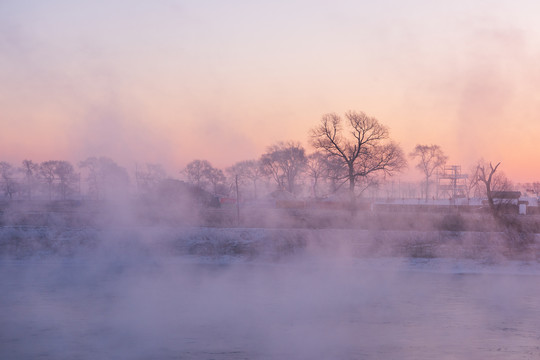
[1,226,538,262]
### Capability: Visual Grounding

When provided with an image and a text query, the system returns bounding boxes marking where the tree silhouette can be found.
[310,111,406,198]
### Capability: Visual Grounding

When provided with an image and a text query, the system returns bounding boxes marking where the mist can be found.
[1,144,540,359]
[3,1,540,358]
[1,222,540,359]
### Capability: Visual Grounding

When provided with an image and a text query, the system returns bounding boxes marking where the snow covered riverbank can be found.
[1,226,539,262]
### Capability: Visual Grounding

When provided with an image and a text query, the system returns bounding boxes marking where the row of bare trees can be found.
[177,110,526,206]
[0,157,131,201]
[1,160,80,200]
[180,111,408,201]
[2,110,528,206]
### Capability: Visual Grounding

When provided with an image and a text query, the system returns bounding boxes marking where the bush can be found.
[438,213,465,232]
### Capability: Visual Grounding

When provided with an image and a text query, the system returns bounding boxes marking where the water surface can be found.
[1,255,539,359]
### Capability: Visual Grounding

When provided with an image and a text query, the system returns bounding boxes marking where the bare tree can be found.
[184,160,226,194]
[260,141,307,194]
[79,158,100,199]
[0,162,18,199]
[38,160,78,200]
[464,164,483,201]
[20,160,39,199]
[409,144,448,202]
[476,161,533,250]
[39,161,57,200]
[226,160,265,199]
[476,161,514,217]
[184,160,212,189]
[53,161,78,200]
[206,167,226,194]
[525,182,540,197]
[477,161,500,215]
[79,157,129,200]
[310,111,406,198]
[305,152,329,198]
[136,163,166,193]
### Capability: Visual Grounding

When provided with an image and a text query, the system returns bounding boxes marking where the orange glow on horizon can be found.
[2,0,540,184]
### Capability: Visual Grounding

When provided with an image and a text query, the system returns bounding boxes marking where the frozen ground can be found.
[2,229,540,360]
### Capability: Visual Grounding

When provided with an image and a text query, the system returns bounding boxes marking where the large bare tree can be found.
[310,111,406,197]
[409,144,448,202]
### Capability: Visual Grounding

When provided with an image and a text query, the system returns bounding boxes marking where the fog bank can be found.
[1,226,540,359]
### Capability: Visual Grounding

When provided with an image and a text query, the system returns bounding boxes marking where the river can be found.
[1,254,539,359]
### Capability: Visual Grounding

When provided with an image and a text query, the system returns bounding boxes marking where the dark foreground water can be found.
[1,254,540,360]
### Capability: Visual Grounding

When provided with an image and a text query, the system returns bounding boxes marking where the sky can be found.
[1,0,540,182]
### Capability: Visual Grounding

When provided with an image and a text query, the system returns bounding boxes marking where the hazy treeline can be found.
[0,158,129,201]
[1,111,539,204]
[1,111,539,254]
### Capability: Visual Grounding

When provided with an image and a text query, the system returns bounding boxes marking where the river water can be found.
[1,254,540,359]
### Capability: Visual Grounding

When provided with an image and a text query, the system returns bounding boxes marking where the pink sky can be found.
[1,1,540,182]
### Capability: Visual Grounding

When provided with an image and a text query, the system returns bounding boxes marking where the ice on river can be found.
[1,253,540,359]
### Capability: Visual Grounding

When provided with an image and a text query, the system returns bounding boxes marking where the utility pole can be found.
[235,175,240,226]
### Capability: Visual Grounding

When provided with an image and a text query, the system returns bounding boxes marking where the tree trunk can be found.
[348,164,355,196]
[288,177,294,194]
[348,164,357,214]
[252,180,257,199]
[485,183,496,215]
